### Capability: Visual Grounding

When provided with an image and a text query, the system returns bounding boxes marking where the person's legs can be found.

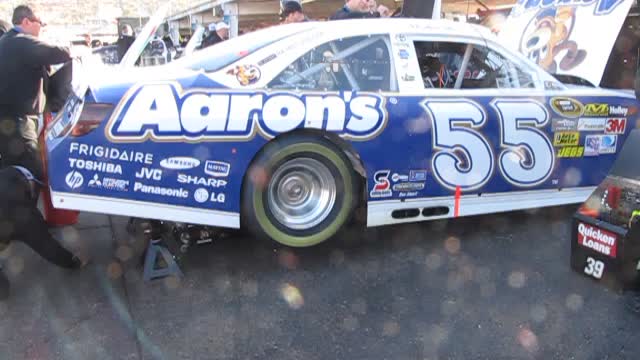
[0,115,43,181]
[18,208,81,269]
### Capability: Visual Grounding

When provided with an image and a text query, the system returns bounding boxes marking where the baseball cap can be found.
[216,22,229,31]
[280,1,303,19]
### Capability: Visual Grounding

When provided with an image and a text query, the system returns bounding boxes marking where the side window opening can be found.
[414,41,466,89]
[413,41,536,90]
[268,35,395,92]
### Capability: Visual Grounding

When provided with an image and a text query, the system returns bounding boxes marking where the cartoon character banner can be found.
[498,0,634,86]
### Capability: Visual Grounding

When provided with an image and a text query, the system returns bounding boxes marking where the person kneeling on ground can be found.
[0,165,86,300]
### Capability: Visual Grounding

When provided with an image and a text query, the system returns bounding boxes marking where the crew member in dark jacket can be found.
[329,0,390,20]
[0,5,71,180]
[116,24,135,63]
[0,166,84,300]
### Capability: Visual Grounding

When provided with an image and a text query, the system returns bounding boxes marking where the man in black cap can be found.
[329,0,390,20]
[0,5,71,181]
[280,1,308,23]
[0,165,85,300]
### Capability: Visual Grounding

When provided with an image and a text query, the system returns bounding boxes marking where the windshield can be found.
[171,24,318,73]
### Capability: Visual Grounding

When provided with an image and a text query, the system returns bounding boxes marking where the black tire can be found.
[242,133,359,247]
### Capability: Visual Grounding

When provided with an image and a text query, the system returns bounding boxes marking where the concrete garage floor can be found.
[0,206,639,360]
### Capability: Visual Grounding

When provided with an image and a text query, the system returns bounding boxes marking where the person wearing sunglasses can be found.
[0,5,71,182]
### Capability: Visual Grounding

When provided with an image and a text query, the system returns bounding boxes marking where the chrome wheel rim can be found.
[267,158,337,230]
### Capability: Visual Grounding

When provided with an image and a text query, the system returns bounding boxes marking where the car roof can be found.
[275,18,495,41]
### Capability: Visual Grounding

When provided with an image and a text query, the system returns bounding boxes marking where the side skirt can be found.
[51,191,240,228]
[366,187,595,227]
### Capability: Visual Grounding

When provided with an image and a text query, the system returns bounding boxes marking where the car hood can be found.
[497,0,635,86]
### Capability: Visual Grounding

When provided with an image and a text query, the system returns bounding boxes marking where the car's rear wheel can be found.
[242,134,358,247]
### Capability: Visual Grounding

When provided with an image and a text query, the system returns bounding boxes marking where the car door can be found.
[388,32,577,207]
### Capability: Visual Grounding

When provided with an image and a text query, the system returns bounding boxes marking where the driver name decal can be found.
[106,83,387,143]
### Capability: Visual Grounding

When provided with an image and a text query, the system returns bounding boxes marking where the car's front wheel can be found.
[242,133,359,247]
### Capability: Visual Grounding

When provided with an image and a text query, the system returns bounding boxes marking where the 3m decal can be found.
[577,222,617,258]
[557,146,584,158]
[584,103,609,116]
[550,97,583,118]
[106,83,386,142]
[553,132,580,146]
[370,170,392,198]
[605,118,626,134]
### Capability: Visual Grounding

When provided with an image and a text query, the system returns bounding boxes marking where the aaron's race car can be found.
[45,17,639,247]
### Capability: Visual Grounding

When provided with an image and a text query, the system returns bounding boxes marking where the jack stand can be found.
[143,238,184,282]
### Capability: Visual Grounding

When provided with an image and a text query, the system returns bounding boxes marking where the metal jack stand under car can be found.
[571,129,640,313]
[125,218,230,281]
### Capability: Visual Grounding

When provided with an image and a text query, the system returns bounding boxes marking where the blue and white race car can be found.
[46,13,639,247]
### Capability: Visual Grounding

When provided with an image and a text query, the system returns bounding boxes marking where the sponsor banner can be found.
[133,182,189,198]
[551,118,578,132]
[65,170,84,189]
[605,118,626,134]
[409,170,428,182]
[584,103,609,116]
[578,118,606,131]
[498,0,635,86]
[557,146,584,158]
[160,157,200,170]
[549,98,584,118]
[393,182,425,192]
[577,222,617,258]
[553,132,580,146]
[69,158,122,175]
[177,174,228,188]
[205,161,231,177]
[135,167,162,181]
[599,134,617,154]
[609,105,628,116]
[585,134,617,155]
[69,142,153,164]
[88,174,129,192]
[106,83,387,143]
[585,135,601,156]
[370,170,392,198]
